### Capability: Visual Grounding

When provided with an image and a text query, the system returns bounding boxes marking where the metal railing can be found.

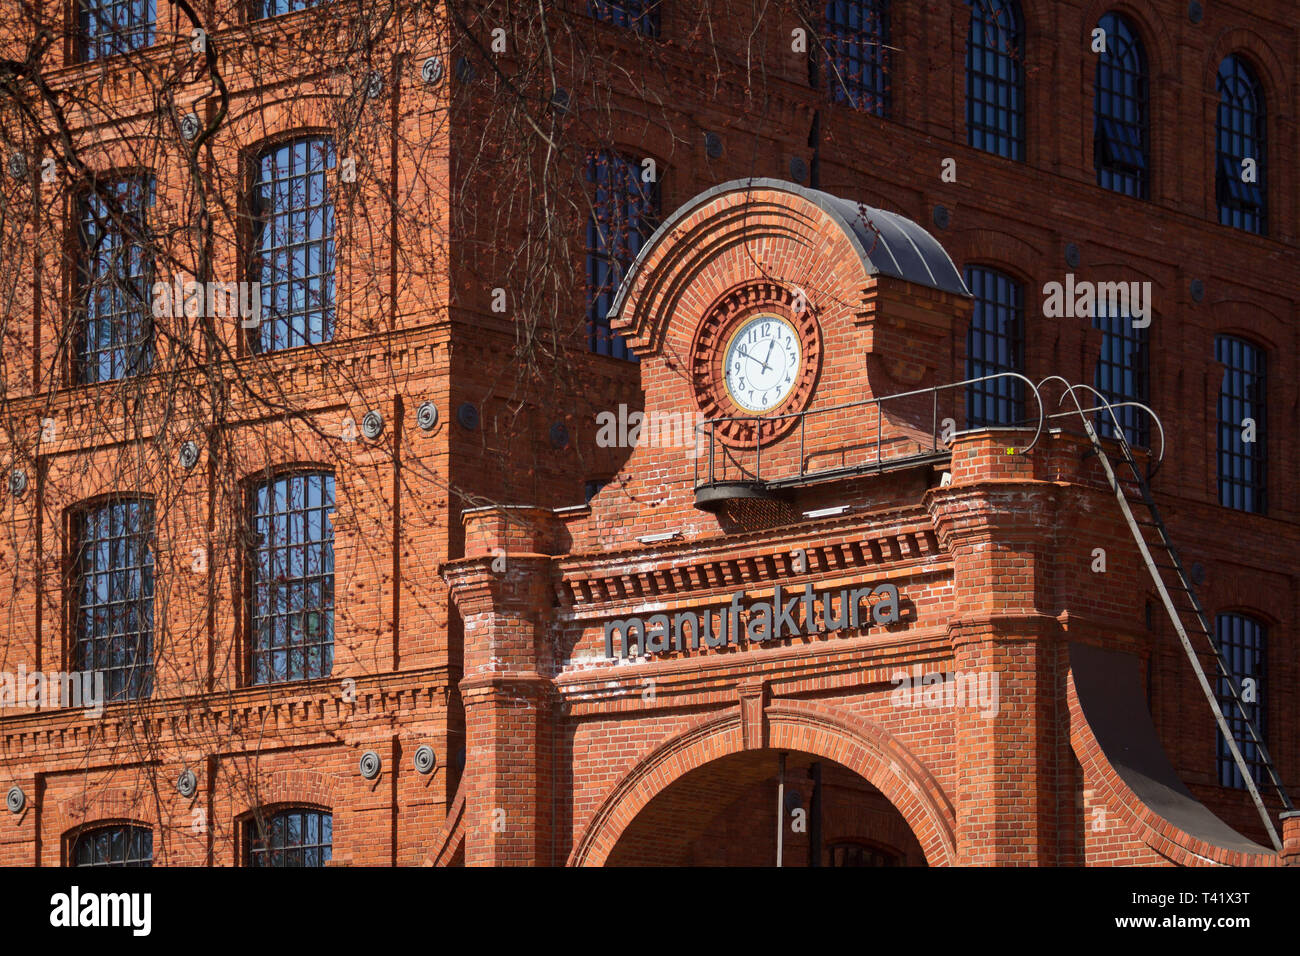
[693,372,1045,490]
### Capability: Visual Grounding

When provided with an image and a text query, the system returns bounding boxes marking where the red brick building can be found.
[1,0,1299,867]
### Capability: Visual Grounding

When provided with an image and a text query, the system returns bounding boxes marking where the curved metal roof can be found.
[609,178,970,321]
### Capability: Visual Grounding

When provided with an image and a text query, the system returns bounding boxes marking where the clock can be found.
[689,281,822,447]
[723,314,802,413]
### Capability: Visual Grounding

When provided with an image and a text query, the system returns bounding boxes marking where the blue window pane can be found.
[79,0,155,61]
[966,0,1024,160]
[250,473,335,684]
[74,499,153,703]
[821,1,890,115]
[1216,336,1266,514]
[1093,13,1148,198]
[1216,55,1266,234]
[964,266,1025,427]
[76,176,155,383]
[1215,614,1266,790]
[247,808,332,867]
[586,150,659,361]
[73,825,152,866]
[251,137,336,353]
[1092,303,1149,445]
[588,0,660,36]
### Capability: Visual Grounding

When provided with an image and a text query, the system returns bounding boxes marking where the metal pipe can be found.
[776,752,786,868]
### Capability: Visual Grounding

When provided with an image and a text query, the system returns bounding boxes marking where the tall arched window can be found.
[963,266,1025,427]
[246,807,333,867]
[820,1,890,115]
[79,0,155,61]
[249,135,336,353]
[1094,12,1148,198]
[1215,335,1266,514]
[72,824,153,867]
[248,472,335,684]
[1216,55,1266,234]
[1215,613,1267,789]
[586,148,659,361]
[1093,301,1149,446]
[72,497,154,702]
[966,0,1024,160]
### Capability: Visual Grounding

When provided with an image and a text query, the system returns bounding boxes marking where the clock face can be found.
[723,314,802,413]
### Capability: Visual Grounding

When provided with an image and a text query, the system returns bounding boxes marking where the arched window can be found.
[79,0,155,61]
[1215,335,1266,514]
[76,174,155,384]
[1216,55,1266,234]
[1094,13,1148,198]
[1093,301,1148,445]
[826,841,902,866]
[963,266,1025,427]
[586,148,659,361]
[72,824,153,867]
[253,0,323,19]
[246,808,332,867]
[966,0,1024,160]
[248,472,335,684]
[72,498,154,702]
[249,136,336,353]
[1215,613,1267,789]
[820,1,890,115]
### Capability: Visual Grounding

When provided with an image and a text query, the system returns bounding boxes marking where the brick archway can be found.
[569,700,957,866]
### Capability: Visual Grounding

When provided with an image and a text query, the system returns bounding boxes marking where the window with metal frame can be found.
[963,266,1025,428]
[1093,12,1148,198]
[587,0,660,36]
[72,498,154,703]
[72,824,153,867]
[1215,335,1266,514]
[76,175,154,384]
[252,0,323,19]
[1215,613,1266,790]
[966,0,1024,160]
[1092,303,1149,446]
[248,472,335,685]
[819,1,890,115]
[586,149,659,361]
[249,136,336,353]
[826,841,902,866]
[1216,55,1266,234]
[78,0,155,61]
[246,808,332,867]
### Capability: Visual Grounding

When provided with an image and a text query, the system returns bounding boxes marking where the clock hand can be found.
[737,347,771,373]
[763,339,775,366]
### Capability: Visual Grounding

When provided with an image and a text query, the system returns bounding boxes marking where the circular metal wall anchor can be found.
[704,131,723,159]
[178,440,200,469]
[1191,562,1207,586]
[413,745,436,775]
[549,422,569,449]
[8,469,26,498]
[454,56,475,84]
[177,768,198,798]
[359,750,382,780]
[932,204,950,230]
[416,401,439,431]
[421,55,444,86]
[789,156,808,183]
[1188,1,1204,23]
[179,113,202,141]
[457,403,479,430]
[6,786,24,814]
[550,88,570,115]
[365,71,384,99]
[1064,243,1081,269]
[1190,278,1205,302]
[361,410,384,440]
[6,152,27,180]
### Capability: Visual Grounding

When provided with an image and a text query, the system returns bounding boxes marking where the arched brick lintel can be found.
[568,700,958,867]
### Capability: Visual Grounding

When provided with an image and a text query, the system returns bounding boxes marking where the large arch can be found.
[569,699,957,866]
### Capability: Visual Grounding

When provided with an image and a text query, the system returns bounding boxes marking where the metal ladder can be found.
[1043,377,1293,852]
